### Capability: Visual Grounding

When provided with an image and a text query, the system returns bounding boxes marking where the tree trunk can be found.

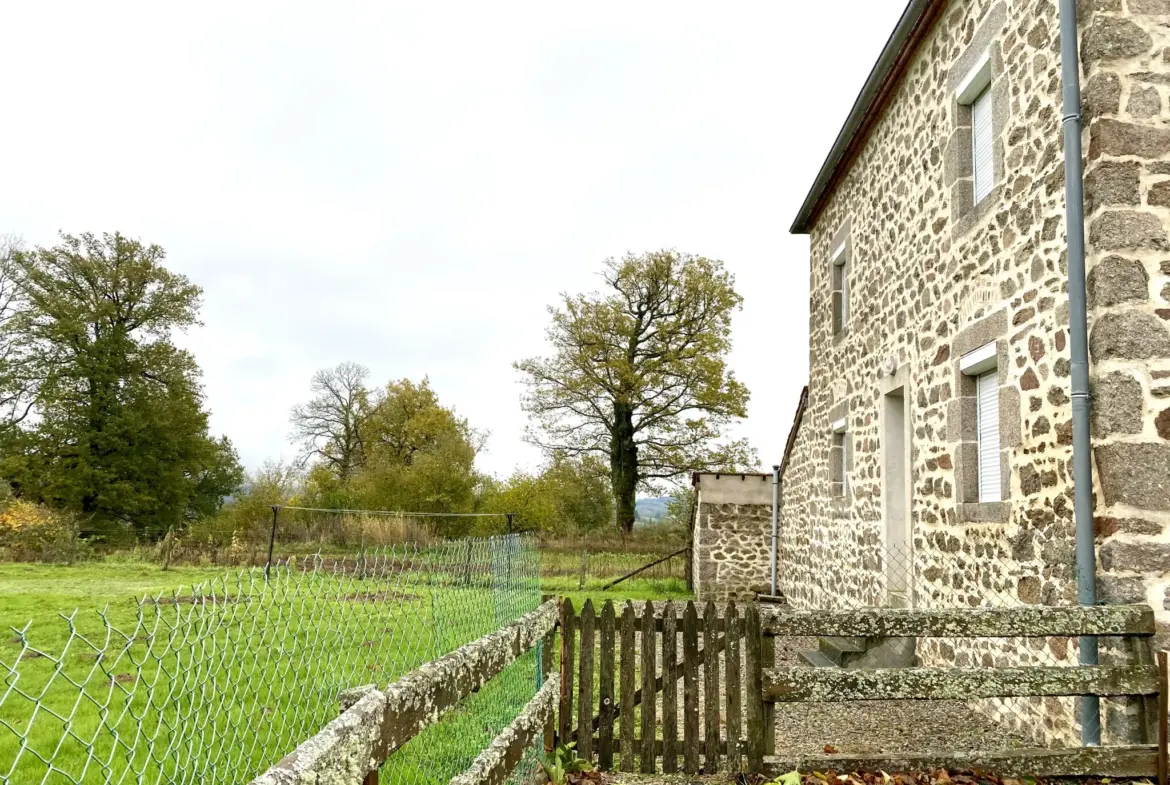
[611,403,638,533]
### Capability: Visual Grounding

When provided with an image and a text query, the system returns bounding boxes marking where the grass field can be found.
[0,549,690,785]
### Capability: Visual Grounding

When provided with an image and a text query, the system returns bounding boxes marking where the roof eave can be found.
[789,0,944,235]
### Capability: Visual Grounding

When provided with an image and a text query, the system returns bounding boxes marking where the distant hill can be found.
[634,497,672,523]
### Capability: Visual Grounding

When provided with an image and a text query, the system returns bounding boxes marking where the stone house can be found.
[689,0,1170,743]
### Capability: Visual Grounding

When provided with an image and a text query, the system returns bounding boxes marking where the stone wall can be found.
[691,473,775,600]
[1081,0,1170,632]
[773,0,1170,747]
[781,0,1078,618]
[1079,0,1170,742]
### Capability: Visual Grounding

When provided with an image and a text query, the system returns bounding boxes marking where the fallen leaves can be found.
[741,769,1151,785]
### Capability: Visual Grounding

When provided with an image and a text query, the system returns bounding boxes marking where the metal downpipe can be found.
[1058,0,1100,745]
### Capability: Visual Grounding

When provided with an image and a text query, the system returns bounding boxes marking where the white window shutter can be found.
[976,370,1001,502]
[841,267,849,325]
[972,86,994,203]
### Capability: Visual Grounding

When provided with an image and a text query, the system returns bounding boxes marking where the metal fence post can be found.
[265,505,279,580]
[578,546,588,590]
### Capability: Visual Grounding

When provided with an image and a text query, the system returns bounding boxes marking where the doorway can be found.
[883,383,912,607]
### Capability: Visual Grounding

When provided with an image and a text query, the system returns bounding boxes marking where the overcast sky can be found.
[0,1,906,482]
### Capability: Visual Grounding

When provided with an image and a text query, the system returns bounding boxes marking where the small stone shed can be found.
[690,472,775,600]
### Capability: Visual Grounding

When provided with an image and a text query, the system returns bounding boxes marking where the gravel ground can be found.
[769,635,1032,755]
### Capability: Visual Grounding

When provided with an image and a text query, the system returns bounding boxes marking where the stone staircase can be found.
[798,635,917,669]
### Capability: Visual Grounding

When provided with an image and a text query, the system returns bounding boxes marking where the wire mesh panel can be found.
[0,534,541,785]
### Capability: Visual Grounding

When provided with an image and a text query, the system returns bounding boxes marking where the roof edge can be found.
[789,0,943,235]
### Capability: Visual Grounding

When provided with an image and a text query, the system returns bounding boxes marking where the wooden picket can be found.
[598,601,615,769]
[577,600,595,761]
[661,601,678,773]
[726,601,742,772]
[619,602,636,772]
[683,601,700,774]
[744,603,764,772]
[559,598,575,745]
[704,599,720,772]
[640,600,656,773]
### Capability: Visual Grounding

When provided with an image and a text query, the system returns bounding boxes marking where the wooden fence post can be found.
[579,547,588,591]
[559,598,576,746]
[598,601,616,770]
[704,599,721,773]
[1159,650,1168,785]
[744,604,764,772]
[542,619,557,754]
[726,601,742,773]
[762,622,775,757]
[683,601,700,774]
[620,602,636,772]
[640,600,657,773]
[578,600,596,762]
[661,600,678,774]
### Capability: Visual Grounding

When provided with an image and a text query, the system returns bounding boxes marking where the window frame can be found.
[955,50,994,207]
[830,239,849,337]
[959,341,1002,505]
[830,417,849,499]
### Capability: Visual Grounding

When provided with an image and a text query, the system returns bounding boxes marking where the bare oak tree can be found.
[289,362,371,480]
[516,250,756,532]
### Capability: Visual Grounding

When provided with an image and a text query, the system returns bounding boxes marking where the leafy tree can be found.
[351,378,482,519]
[516,250,756,532]
[296,375,484,528]
[289,362,370,480]
[663,485,695,536]
[478,454,612,535]
[7,232,243,537]
[0,235,40,433]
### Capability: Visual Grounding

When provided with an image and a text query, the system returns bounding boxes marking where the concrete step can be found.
[818,636,867,666]
[797,649,838,668]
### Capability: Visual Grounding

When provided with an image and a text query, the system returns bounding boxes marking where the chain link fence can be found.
[1,534,544,785]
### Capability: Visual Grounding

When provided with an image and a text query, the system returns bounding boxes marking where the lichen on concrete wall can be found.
[448,674,559,785]
[247,598,559,785]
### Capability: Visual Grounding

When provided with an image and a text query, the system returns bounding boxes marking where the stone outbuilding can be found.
[690,472,775,600]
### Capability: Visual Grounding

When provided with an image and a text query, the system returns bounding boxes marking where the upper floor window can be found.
[956,51,993,205]
[959,341,1001,503]
[830,239,848,336]
[971,85,994,203]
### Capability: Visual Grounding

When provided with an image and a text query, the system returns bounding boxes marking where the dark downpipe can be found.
[1058,0,1100,745]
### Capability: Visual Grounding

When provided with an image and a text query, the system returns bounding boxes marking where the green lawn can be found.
[0,557,540,785]
[0,558,688,785]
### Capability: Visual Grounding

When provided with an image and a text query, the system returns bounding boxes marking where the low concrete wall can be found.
[248,599,558,785]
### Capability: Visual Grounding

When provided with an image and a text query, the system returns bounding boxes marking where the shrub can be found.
[0,500,87,563]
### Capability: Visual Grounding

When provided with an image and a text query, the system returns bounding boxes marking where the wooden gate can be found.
[559,598,770,773]
[556,598,1170,782]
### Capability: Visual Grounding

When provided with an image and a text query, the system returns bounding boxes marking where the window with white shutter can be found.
[971,85,994,203]
[831,419,848,498]
[955,50,994,207]
[975,369,1001,502]
[831,241,848,335]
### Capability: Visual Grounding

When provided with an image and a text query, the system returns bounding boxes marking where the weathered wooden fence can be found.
[557,599,1170,782]
[559,598,772,773]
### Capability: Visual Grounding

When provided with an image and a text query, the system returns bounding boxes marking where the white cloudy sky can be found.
[0,1,906,480]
